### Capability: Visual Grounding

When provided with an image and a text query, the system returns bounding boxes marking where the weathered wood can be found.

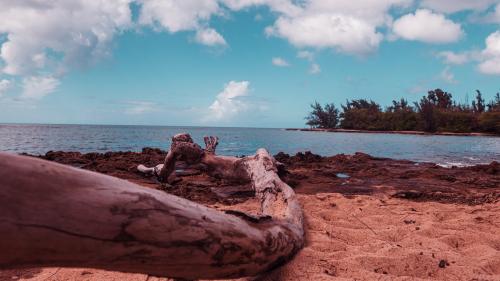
[0,135,304,279]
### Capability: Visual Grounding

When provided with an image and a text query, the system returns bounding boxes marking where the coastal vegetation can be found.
[306,89,500,134]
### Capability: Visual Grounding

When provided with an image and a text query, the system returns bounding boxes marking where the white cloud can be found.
[0,79,11,97]
[208,80,250,120]
[0,0,231,102]
[392,9,464,44]
[21,76,60,100]
[4,0,500,105]
[493,4,500,23]
[437,31,500,76]
[138,0,220,32]
[297,50,320,74]
[267,14,383,55]
[420,0,498,13]
[221,0,301,16]
[440,66,457,83]
[0,0,229,86]
[303,0,412,26]
[309,63,321,74]
[125,101,157,115]
[437,51,471,65]
[478,31,500,75]
[297,50,314,61]
[194,28,227,46]
[138,0,229,47]
[272,57,290,67]
[0,0,133,76]
[264,0,413,55]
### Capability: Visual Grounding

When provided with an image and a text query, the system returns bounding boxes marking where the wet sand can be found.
[2,149,499,281]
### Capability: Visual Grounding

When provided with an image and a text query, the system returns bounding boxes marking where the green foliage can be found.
[340,99,384,130]
[487,93,500,112]
[305,102,339,129]
[305,89,500,135]
[478,112,500,134]
[435,111,475,133]
[472,90,485,113]
[426,89,453,109]
[415,95,437,132]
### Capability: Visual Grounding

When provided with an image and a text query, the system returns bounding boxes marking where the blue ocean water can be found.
[0,124,499,167]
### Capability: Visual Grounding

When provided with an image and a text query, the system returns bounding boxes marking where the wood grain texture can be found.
[0,135,303,279]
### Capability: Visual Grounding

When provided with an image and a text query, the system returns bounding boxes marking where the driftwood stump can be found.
[0,134,304,279]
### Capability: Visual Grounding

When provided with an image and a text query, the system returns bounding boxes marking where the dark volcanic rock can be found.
[31,149,500,206]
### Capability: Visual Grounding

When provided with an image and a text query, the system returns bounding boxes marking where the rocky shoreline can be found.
[31,148,500,206]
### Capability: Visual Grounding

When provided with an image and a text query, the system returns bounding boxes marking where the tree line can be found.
[305,89,500,134]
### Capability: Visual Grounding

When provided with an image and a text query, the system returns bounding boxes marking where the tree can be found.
[387,98,411,112]
[472,90,485,113]
[487,93,500,112]
[304,90,500,135]
[385,98,418,131]
[478,112,500,133]
[340,99,383,130]
[323,103,340,128]
[305,102,339,129]
[427,89,453,110]
[415,96,436,132]
[342,99,381,112]
[305,101,323,128]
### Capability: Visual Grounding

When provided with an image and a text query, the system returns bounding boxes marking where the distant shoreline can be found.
[285,128,499,137]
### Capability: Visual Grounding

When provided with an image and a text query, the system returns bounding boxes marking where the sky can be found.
[0,0,500,128]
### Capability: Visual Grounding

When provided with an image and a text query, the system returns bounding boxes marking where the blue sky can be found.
[0,0,500,127]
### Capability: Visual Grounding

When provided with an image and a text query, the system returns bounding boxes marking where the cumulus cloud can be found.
[303,0,412,25]
[0,79,11,97]
[297,50,314,61]
[437,51,471,65]
[493,4,500,23]
[0,0,133,76]
[0,0,230,101]
[272,57,290,67]
[3,0,500,105]
[267,13,383,55]
[392,9,464,44]
[420,0,498,13]
[221,0,301,16]
[440,66,457,83]
[138,0,229,47]
[437,31,500,75]
[297,50,321,74]
[21,76,60,100]
[138,0,219,32]
[264,0,413,55]
[478,31,500,75]
[194,28,227,46]
[207,80,251,121]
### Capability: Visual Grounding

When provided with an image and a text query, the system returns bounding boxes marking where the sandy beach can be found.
[1,149,499,281]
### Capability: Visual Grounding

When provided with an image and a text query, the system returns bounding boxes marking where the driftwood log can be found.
[0,134,304,279]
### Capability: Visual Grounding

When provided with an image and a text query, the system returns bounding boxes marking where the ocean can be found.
[1,124,499,167]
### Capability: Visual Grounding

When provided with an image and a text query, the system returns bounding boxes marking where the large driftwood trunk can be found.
[0,135,304,280]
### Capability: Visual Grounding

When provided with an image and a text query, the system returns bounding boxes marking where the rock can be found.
[438,260,449,268]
